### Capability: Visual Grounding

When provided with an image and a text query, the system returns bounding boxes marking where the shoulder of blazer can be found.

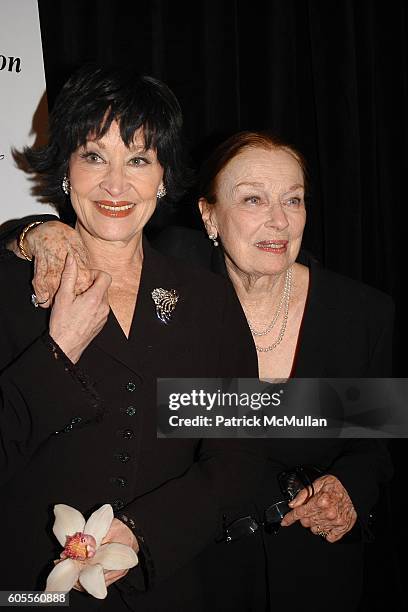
[151,225,214,270]
[293,261,394,376]
[143,236,233,297]
[309,260,394,323]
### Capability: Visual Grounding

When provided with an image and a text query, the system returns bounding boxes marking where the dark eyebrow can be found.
[86,139,147,153]
[128,143,149,153]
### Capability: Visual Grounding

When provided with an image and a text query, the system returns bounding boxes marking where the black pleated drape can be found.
[34,1,407,608]
[37,0,407,371]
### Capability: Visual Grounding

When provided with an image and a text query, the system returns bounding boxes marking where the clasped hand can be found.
[28,221,93,302]
[49,251,111,364]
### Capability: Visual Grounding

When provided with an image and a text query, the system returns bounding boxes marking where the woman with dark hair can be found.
[0,67,269,611]
[7,129,394,611]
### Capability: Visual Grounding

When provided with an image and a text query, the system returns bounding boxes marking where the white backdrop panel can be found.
[0,0,55,225]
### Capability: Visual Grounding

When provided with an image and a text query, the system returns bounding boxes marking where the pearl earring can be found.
[209,233,219,247]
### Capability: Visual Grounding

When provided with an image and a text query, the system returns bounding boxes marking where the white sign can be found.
[0,0,55,225]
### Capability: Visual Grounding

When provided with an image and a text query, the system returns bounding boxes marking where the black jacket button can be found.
[112,499,125,511]
[115,452,131,463]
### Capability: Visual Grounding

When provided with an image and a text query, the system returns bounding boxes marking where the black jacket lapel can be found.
[293,260,353,376]
[93,238,186,375]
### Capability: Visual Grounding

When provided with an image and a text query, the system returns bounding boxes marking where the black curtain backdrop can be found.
[34,1,406,609]
[37,0,407,373]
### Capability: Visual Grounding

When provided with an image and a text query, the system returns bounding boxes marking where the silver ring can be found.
[31,293,49,308]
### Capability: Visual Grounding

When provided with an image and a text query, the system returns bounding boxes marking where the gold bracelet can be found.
[18,221,44,261]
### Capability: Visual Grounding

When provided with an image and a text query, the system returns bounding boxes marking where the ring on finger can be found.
[31,293,49,308]
[315,524,329,538]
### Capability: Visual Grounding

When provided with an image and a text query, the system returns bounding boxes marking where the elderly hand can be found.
[72,518,139,592]
[100,518,139,588]
[280,474,357,543]
[15,220,93,306]
[49,254,111,363]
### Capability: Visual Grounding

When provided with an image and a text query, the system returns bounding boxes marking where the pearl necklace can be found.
[247,268,291,336]
[247,267,293,353]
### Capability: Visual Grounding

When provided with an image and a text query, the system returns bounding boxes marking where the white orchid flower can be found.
[45,503,138,599]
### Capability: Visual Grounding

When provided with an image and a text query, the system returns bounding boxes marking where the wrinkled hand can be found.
[49,253,111,363]
[72,518,139,592]
[280,474,357,543]
[24,221,93,306]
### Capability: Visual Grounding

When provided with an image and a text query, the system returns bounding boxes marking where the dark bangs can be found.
[21,64,188,216]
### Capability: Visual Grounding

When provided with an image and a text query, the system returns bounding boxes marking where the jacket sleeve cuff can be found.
[327,440,393,541]
[115,512,154,592]
[41,333,103,428]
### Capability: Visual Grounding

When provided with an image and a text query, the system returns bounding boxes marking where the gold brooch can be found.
[151,288,179,324]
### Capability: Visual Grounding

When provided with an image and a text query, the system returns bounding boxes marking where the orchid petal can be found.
[45,558,80,592]
[53,505,86,547]
[84,504,113,546]
[90,543,138,571]
[78,563,107,599]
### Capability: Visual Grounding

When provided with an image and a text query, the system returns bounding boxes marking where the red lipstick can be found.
[255,240,288,254]
[94,201,135,218]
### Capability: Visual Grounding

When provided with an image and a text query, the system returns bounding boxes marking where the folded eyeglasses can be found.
[218,465,323,543]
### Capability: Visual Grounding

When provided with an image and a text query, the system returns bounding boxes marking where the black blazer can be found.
[0,241,272,611]
[0,219,394,611]
[153,226,395,610]
[155,226,394,511]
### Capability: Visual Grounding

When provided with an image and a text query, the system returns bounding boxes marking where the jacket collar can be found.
[93,237,185,375]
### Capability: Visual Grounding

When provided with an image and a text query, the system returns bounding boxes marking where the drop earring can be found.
[209,233,219,247]
[157,184,167,199]
[62,175,70,195]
